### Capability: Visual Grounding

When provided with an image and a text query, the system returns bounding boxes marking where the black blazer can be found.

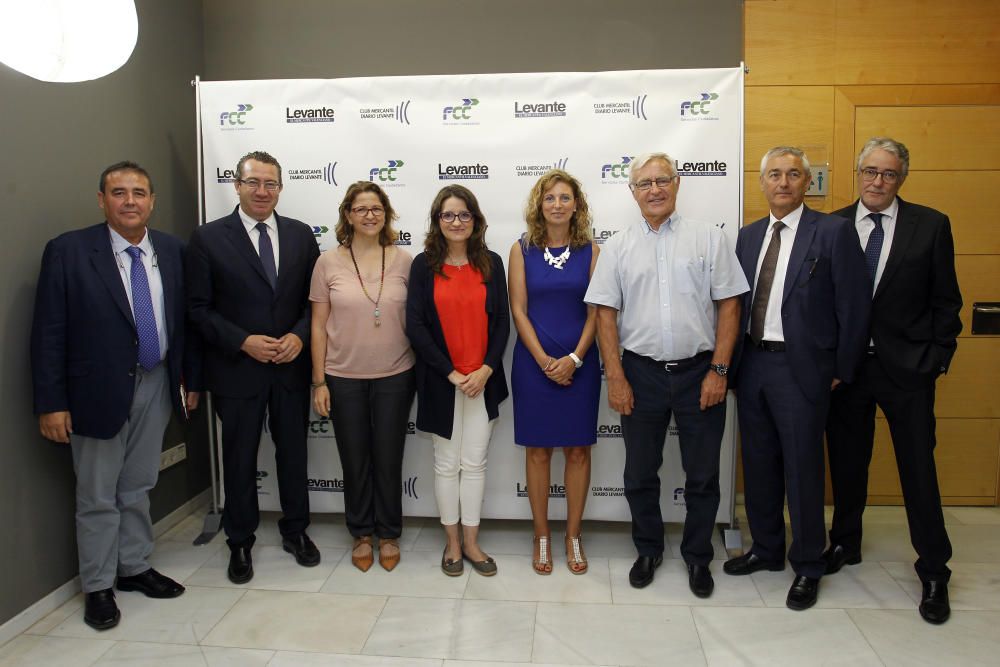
[833,197,962,386]
[732,206,871,403]
[186,207,320,398]
[406,251,510,439]
[31,223,201,439]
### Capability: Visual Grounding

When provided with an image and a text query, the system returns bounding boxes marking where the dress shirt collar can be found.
[108,224,152,256]
[238,206,276,234]
[768,202,803,232]
[640,213,679,235]
[855,197,899,224]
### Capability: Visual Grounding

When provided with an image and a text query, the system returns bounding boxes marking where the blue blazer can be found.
[186,207,320,398]
[31,223,201,439]
[732,206,871,403]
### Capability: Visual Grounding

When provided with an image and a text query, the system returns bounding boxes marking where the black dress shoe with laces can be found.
[919,580,950,624]
[821,544,862,575]
[723,552,785,576]
[628,554,663,589]
[282,533,321,567]
[116,568,185,598]
[688,564,714,598]
[84,589,120,630]
[786,575,820,610]
[228,545,254,584]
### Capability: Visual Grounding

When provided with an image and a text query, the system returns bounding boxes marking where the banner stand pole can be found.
[190,75,223,546]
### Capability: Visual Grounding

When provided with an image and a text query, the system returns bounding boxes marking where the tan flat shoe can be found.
[533,535,552,575]
[352,536,374,572]
[379,538,400,572]
[566,534,588,575]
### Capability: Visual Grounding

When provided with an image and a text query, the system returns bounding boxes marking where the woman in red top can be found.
[406,185,510,577]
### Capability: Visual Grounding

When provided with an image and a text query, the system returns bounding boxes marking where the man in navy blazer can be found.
[824,137,962,624]
[187,151,321,584]
[723,147,870,611]
[31,161,201,630]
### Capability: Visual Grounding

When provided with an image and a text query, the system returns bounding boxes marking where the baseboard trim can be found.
[0,488,210,648]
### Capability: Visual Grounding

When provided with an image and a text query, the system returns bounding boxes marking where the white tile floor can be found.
[4,506,1000,666]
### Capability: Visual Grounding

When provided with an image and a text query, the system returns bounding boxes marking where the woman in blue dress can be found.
[509,169,600,575]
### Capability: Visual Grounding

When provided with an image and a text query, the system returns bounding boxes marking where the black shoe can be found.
[919,580,950,624]
[116,568,185,598]
[84,589,120,630]
[282,533,321,567]
[228,545,254,584]
[687,564,714,598]
[723,552,785,576]
[628,554,663,589]
[786,575,820,610]
[822,544,862,575]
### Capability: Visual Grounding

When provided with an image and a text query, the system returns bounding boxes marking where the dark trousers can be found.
[826,354,951,582]
[328,369,415,539]
[215,382,311,547]
[621,350,724,565]
[737,345,828,579]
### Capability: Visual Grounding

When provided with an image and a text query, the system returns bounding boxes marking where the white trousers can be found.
[432,389,494,526]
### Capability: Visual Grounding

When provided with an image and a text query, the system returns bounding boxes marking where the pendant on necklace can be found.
[374,307,381,327]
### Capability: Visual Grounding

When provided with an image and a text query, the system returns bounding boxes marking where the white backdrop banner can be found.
[198,67,744,522]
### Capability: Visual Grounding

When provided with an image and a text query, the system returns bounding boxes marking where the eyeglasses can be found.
[238,179,282,192]
[630,176,677,192]
[859,168,900,184]
[439,211,473,223]
[351,206,385,217]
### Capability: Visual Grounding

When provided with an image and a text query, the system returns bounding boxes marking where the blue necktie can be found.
[256,222,277,289]
[864,212,884,284]
[124,246,161,370]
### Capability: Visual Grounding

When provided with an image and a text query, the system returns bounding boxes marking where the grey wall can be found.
[203,0,742,79]
[0,0,206,626]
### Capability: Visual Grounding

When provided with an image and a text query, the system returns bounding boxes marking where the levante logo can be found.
[438,162,489,180]
[308,478,345,493]
[513,100,567,118]
[515,482,566,499]
[216,167,238,184]
[442,98,479,123]
[674,159,727,176]
[285,105,335,123]
[219,104,254,130]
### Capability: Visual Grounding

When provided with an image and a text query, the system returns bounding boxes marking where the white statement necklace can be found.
[543,246,571,270]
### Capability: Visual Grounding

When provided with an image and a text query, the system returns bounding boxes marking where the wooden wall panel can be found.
[900,172,1000,255]
[835,0,1000,86]
[743,171,832,224]
[855,106,1000,171]
[744,0,835,85]
[956,256,1000,336]
[935,338,1000,418]
[744,86,834,171]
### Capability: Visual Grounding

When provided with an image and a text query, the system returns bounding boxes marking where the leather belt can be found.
[746,335,785,352]
[623,349,712,373]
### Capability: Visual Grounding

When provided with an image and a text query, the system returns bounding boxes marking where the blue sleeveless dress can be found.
[512,243,600,447]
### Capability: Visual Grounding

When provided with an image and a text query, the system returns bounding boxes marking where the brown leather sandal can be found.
[566,534,588,574]
[379,538,400,572]
[533,535,553,575]
[352,536,374,572]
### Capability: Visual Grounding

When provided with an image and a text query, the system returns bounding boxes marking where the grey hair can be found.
[629,152,677,182]
[759,146,811,176]
[856,137,909,178]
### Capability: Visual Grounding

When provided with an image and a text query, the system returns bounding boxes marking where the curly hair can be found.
[522,169,592,250]
[335,181,399,247]
[423,184,492,281]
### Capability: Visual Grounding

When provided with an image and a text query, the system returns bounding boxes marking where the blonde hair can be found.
[522,169,592,250]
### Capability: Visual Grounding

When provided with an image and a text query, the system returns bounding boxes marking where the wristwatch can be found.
[568,352,583,369]
[709,362,729,377]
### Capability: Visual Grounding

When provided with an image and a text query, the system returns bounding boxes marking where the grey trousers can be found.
[71,364,171,593]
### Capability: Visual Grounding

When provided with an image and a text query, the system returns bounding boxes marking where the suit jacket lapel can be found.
[873,198,916,301]
[223,208,272,288]
[275,212,294,296]
[744,217,769,294]
[782,206,817,305]
[90,225,136,329]
[150,230,177,342]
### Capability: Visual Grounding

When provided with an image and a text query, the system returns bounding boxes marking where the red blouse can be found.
[434,264,488,375]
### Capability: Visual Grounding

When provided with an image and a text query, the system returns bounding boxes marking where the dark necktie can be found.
[864,212,885,284]
[749,220,785,345]
[124,246,161,370]
[256,222,278,289]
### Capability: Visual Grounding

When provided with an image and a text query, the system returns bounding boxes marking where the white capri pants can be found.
[432,388,495,526]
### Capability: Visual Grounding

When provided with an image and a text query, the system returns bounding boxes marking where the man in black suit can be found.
[823,137,962,624]
[32,161,201,630]
[187,150,321,583]
[724,147,870,611]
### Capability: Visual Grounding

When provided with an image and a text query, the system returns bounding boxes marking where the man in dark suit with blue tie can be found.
[31,161,201,630]
[823,138,962,624]
[187,151,321,583]
[724,147,870,610]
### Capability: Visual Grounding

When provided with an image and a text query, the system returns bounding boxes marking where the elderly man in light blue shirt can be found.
[585,152,748,596]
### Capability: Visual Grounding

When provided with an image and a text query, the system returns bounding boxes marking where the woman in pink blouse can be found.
[309,181,414,573]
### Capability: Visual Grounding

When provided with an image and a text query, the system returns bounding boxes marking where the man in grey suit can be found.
[31,161,201,630]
